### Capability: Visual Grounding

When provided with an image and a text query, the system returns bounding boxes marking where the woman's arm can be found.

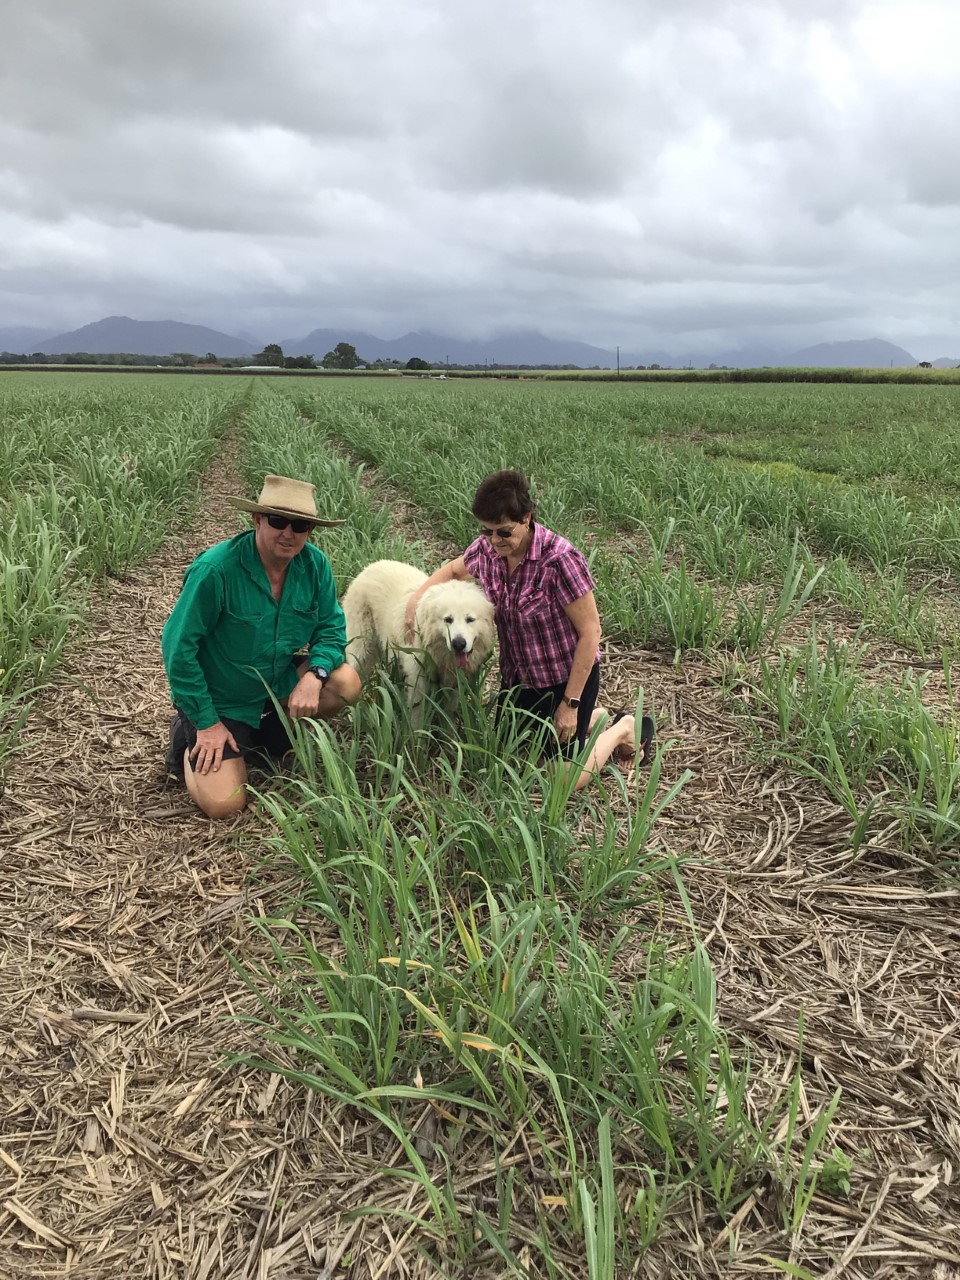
[554,591,602,741]
[560,591,602,698]
[404,555,475,642]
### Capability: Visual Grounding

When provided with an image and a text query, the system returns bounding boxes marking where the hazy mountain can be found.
[279,330,929,369]
[0,325,57,352]
[782,338,917,368]
[37,316,255,357]
[282,327,636,367]
[931,356,960,369]
[11,315,945,370]
[281,329,927,370]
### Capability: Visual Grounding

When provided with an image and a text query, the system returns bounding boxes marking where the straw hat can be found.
[230,475,345,527]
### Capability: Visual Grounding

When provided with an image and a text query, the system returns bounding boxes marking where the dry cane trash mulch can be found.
[1,438,959,1278]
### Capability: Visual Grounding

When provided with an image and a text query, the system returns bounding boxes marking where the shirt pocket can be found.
[513,585,549,620]
[220,609,272,662]
[282,606,317,655]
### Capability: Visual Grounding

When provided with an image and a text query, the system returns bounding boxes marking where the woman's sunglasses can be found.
[266,514,316,534]
[480,523,517,540]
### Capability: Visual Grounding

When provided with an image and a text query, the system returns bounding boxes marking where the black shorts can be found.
[177,704,295,765]
[495,662,601,761]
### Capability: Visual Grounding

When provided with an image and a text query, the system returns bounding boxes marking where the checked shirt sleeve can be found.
[551,545,595,607]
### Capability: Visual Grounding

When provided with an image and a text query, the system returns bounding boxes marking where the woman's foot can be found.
[609,711,637,762]
[588,705,609,731]
[604,709,655,764]
[590,706,655,765]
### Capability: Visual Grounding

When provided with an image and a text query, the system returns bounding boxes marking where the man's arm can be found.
[305,555,348,673]
[160,563,224,730]
[287,555,349,719]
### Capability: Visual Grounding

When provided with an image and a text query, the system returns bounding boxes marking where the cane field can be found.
[2,369,959,1280]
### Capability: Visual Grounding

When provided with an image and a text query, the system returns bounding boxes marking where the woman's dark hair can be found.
[471,470,536,523]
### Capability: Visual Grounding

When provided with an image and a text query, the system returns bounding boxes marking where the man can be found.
[161,474,361,819]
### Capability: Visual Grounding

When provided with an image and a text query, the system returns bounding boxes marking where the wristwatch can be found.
[562,694,581,708]
[308,665,330,685]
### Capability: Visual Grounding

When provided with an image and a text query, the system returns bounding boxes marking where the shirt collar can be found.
[525,520,545,562]
[239,528,301,597]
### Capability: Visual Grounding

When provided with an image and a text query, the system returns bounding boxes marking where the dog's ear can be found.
[413,586,444,643]
[412,588,433,630]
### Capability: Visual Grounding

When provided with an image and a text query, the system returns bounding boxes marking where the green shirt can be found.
[161,531,347,730]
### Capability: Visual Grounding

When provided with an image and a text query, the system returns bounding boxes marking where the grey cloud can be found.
[0,2,384,138]
[1,0,958,351]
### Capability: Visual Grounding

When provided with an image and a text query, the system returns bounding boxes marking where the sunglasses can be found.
[266,514,316,534]
[480,523,518,540]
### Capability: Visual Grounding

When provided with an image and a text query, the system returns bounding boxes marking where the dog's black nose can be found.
[451,635,468,653]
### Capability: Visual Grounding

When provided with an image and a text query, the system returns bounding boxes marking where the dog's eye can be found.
[465,616,475,623]
[444,615,454,624]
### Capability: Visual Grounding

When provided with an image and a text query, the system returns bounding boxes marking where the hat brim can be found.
[231,497,345,527]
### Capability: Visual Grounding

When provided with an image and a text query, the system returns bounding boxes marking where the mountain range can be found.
[0,316,957,370]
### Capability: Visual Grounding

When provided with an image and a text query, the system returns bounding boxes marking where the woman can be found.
[404,470,651,790]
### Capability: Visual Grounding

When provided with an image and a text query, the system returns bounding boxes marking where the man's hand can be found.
[190,722,240,775]
[287,671,323,719]
[553,700,578,744]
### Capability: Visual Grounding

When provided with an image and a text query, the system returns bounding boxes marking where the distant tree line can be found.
[0,342,645,372]
[0,350,252,367]
[0,343,701,373]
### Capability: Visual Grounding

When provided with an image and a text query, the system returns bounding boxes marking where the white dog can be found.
[342,560,495,724]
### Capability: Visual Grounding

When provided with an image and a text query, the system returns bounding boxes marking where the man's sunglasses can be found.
[266,514,316,534]
[480,523,517,540]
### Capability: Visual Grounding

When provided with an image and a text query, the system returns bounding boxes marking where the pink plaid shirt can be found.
[463,523,599,689]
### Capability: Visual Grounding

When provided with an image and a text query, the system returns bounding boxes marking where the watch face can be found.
[567,697,580,708]
[311,666,330,681]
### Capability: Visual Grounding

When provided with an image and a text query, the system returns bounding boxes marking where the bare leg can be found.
[562,705,639,793]
[291,661,362,720]
[184,666,361,820]
[185,754,249,819]
[317,663,362,717]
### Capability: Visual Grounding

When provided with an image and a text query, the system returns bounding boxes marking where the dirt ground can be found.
[2,436,960,1279]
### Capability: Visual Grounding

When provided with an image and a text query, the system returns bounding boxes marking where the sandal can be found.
[609,710,655,766]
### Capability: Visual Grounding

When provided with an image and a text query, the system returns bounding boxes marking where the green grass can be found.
[0,373,239,790]
[217,387,878,1274]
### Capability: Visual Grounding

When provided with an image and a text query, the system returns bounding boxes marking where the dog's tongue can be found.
[455,653,470,669]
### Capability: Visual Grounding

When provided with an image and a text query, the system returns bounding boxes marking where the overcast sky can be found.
[1,0,958,354]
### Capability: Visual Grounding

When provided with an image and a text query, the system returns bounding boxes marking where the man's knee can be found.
[328,662,362,706]
[185,758,248,819]
[196,788,248,820]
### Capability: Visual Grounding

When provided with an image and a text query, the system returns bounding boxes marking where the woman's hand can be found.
[553,699,579,743]
[404,592,423,644]
[405,557,474,643]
